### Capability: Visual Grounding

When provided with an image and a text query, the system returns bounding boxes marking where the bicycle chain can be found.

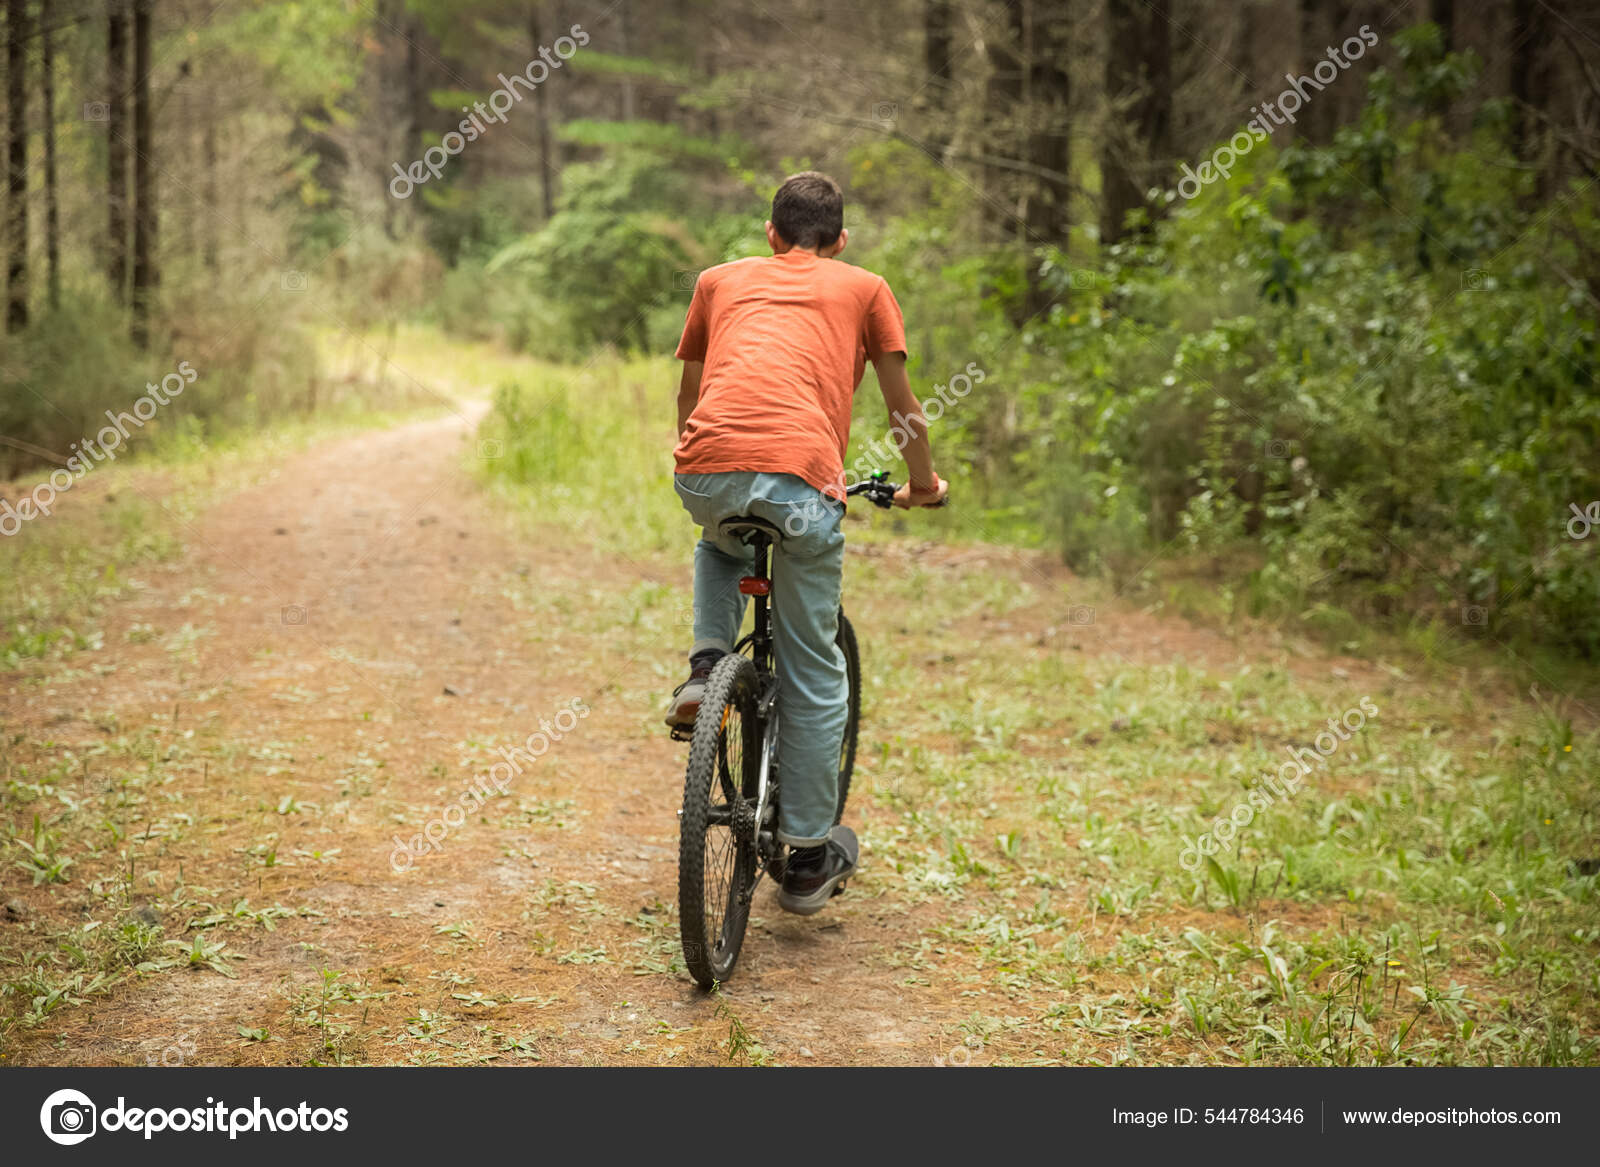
[731,794,757,848]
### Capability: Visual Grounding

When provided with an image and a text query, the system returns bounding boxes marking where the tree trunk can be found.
[531,2,555,219]
[1509,0,1548,194]
[42,0,58,310]
[5,0,29,331]
[1430,0,1454,51]
[378,0,396,238]
[405,14,421,187]
[700,27,718,138]
[1233,0,1256,88]
[1297,0,1335,145]
[1101,0,1172,245]
[203,113,218,275]
[924,0,953,151]
[131,0,156,346]
[618,0,635,120]
[981,1,1024,243]
[108,0,128,302]
[1021,0,1071,318]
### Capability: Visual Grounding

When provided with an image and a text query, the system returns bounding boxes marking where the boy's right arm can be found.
[677,361,704,436]
[870,351,948,508]
[675,271,710,436]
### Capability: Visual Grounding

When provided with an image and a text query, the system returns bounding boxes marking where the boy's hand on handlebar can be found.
[893,473,949,509]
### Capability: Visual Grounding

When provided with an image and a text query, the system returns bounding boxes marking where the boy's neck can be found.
[764,221,847,259]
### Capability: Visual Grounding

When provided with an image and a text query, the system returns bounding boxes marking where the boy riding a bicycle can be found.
[666,170,948,914]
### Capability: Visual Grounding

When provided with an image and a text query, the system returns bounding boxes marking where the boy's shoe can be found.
[776,826,858,916]
[663,650,723,729]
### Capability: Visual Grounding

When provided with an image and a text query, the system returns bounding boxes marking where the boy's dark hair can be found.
[771,171,844,249]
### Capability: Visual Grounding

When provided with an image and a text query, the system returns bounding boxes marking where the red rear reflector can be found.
[738,577,771,595]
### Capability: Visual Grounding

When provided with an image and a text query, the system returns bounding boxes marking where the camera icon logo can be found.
[673,269,700,291]
[1068,604,1096,626]
[1068,269,1098,291]
[1461,268,1489,291]
[1461,604,1488,627]
[872,101,899,121]
[281,604,307,626]
[1265,438,1292,459]
[477,438,504,460]
[83,101,110,122]
[281,270,309,292]
[40,1088,97,1145]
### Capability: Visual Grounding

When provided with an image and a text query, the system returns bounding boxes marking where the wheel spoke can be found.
[679,659,760,987]
[703,700,747,960]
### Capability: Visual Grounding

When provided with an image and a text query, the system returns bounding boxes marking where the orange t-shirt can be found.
[673,250,907,501]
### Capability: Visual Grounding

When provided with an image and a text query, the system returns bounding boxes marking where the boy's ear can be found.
[765,220,786,253]
[827,228,849,258]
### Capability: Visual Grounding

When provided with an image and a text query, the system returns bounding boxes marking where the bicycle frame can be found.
[734,531,782,865]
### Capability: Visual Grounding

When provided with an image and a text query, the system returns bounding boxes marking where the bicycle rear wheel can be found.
[834,610,860,824]
[678,654,762,988]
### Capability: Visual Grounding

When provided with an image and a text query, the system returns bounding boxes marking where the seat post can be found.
[751,534,770,651]
[723,516,779,667]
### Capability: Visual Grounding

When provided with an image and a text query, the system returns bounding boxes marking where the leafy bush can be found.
[487,126,765,356]
[862,29,1600,657]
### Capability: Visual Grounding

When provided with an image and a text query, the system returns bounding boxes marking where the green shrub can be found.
[861,28,1600,657]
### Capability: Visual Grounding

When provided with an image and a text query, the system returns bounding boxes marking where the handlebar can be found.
[844,472,948,510]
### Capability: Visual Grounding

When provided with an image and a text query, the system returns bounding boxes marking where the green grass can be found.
[2,335,1593,1065]
[482,350,1600,1066]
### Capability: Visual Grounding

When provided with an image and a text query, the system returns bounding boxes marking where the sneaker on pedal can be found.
[664,649,722,729]
[777,827,858,916]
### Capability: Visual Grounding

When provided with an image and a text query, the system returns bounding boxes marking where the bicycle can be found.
[674,471,933,988]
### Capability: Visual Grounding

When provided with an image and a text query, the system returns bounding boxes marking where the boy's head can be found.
[766,171,848,257]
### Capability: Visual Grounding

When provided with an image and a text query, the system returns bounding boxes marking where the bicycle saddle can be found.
[719,515,784,543]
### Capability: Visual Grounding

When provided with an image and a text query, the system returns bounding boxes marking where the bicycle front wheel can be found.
[834,610,860,824]
[678,653,762,988]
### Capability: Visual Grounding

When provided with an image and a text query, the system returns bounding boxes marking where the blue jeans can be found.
[674,471,846,846]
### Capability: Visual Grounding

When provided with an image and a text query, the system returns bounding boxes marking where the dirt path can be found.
[9,385,1592,1070]
[4,407,978,1066]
